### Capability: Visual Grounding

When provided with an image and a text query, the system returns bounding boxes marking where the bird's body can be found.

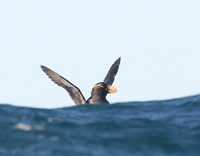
[86,82,110,104]
[41,57,121,105]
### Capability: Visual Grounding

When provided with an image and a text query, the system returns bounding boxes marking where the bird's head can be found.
[91,82,117,97]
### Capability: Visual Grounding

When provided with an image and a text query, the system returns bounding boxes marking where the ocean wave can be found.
[0,94,200,156]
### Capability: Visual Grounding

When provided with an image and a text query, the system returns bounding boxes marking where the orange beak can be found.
[108,85,117,93]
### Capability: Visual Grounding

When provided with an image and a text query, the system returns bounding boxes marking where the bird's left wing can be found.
[41,65,86,105]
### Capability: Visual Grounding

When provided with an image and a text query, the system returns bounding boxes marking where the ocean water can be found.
[0,95,200,156]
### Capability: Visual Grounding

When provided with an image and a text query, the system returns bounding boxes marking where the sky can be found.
[0,0,200,108]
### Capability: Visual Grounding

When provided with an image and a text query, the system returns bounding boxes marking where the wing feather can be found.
[103,57,121,85]
[41,65,86,105]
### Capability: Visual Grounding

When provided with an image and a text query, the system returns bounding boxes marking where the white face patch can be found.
[91,83,106,92]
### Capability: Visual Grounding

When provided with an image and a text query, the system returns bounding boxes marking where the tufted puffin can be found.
[41,57,121,105]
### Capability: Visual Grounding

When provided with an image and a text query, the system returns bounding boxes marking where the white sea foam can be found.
[14,123,32,131]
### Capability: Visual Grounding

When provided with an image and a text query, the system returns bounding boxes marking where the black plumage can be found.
[41,57,121,105]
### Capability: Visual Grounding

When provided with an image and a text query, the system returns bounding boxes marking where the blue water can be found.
[0,95,200,156]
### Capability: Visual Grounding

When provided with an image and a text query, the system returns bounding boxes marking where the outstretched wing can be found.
[103,57,121,85]
[41,65,86,105]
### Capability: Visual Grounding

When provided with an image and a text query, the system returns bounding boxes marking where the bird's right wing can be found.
[41,65,86,105]
[103,57,121,85]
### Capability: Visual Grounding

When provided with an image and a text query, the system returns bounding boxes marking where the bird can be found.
[41,57,121,105]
